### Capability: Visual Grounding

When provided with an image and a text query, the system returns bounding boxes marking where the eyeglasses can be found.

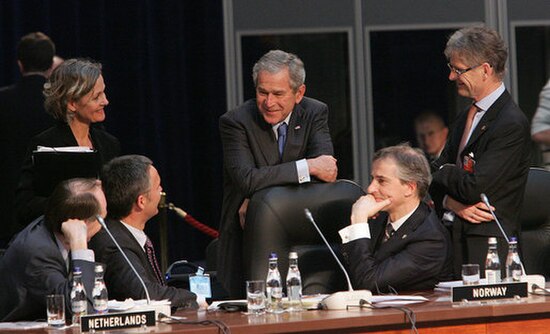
[447,63,481,76]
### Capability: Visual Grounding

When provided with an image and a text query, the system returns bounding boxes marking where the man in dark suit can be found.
[340,145,452,292]
[0,178,105,321]
[219,50,338,297]
[429,25,531,278]
[0,32,55,246]
[89,155,204,309]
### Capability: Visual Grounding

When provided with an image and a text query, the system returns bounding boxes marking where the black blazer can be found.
[15,122,120,227]
[341,203,453,292]
[430,90,531,239]
[0,75,53,241]
[0,217,95,321]
[89,219,198,309]
[218,97,334,297]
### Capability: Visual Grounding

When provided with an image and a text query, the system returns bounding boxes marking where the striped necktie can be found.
[277,122,288,160]
[382,223,395,243]
[145,238,165,285]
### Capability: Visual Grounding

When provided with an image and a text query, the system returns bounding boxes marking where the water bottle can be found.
[70,267,87,325]
[505,237,523,282]
[92,263,109,314]
[266,252,283,313]
[485,237,501,284]
[285,252,302,312]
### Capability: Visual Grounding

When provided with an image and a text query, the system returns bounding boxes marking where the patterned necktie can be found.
[457,104,479,165]
[145,238,165,285]
[277,122,288,159]
[382,223,395,243]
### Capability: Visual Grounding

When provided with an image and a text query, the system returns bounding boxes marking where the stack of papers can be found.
[435,279,488,292]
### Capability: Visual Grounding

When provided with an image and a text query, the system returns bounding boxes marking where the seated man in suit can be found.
[339,144,453,292]
[89,155,205,309]
[0,178,105,321]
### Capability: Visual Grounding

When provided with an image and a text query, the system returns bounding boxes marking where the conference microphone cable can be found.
[158,313,230,334]
[353,299,418,334]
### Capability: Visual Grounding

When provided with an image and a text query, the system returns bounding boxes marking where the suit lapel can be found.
[377,204,428,251]
[464,91,511,152]
[282,104,305,162]
[251,109,279,165]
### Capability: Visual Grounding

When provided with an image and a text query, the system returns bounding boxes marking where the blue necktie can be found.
[277,122,288,159]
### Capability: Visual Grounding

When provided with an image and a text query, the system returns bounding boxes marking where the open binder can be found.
[32,146,101,197]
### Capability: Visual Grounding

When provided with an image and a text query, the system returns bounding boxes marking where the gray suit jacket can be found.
[0,217,95,321]
[341,203,453,292]
[218,97,334,297]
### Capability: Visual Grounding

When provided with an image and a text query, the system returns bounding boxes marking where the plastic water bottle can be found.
[266,252,283,313]
[505,237,523,282]
[70,267,87,325]
[286,252,302,312]
[485,237,501,284]
[92,263,109,313]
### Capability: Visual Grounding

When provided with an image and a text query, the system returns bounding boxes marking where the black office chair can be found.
[518,167,550,279]
[242,180,365,294]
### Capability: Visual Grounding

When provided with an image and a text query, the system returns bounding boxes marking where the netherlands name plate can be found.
[81,310,155,332]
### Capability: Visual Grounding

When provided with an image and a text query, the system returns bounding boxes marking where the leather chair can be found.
[518,167,550,279]
[243,180,365,294]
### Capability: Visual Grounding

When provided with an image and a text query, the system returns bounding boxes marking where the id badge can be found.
[462,152,476,174]
[189,271,212,299]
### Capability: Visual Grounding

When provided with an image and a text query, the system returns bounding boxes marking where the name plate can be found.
[452,281,528,302]
[81,310,155,332]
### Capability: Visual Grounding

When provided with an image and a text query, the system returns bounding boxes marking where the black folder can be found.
[32,149,101,197]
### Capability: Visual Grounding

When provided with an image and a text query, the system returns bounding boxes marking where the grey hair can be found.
[373,143,432,199]
[44,58,102,122]
[252,50,306,91]
[444,25,508,80]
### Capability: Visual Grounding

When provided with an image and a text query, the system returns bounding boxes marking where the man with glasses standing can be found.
[429,25,530,279]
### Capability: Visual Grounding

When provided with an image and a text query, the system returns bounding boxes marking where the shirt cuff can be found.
[296,159,310,184]
[71,249,95,262]
[339,223,371,244]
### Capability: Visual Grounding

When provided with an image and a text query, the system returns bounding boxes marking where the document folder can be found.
[32,148,101,197]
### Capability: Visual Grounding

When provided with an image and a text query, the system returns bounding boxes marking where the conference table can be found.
[3,289,550,333]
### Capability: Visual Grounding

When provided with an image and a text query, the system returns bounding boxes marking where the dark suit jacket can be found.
[0,75,53,242]
[430,91,530,238]
[218,97,334,297]
[15,122,120,227]
[89,219,198,309]
[430,90,530,273]
[341,203,453,292]
[0,217,95,321]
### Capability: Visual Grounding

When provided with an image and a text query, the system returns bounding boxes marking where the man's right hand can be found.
[61,219,88,251]
[350,194,391,224]
[239,198,250,229]
[307,155,338,182]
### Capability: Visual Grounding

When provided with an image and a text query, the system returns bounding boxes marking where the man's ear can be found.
[405,181,417,197]
[136,194,146,210]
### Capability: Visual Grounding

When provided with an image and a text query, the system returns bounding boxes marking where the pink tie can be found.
[457,104,479,164]
[145,238,165,285]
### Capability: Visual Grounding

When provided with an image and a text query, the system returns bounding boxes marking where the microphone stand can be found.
[96,215,151,304]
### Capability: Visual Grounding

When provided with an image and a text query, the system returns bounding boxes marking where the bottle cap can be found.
[510,236,517,243]
[73,266,82,275]
[95,263,104,272]
[289,252,298,259]
[488,237,497,244]
[269,252,278,260]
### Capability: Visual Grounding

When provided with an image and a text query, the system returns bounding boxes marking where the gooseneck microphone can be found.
[96,215,151,304]
[304,209,372,310]
[479,193,509,244]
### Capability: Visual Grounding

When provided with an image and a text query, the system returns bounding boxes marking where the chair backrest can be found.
[518,167,550,279]
[242,180,365,294]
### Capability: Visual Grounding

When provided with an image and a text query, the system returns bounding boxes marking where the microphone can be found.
[478,195,546,292]
[480,193,509,244]
[96,215,151,304]
[304,209,372,309]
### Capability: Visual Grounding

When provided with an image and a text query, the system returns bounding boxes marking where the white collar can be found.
[387,204,419,232]
[120,220,147,250]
